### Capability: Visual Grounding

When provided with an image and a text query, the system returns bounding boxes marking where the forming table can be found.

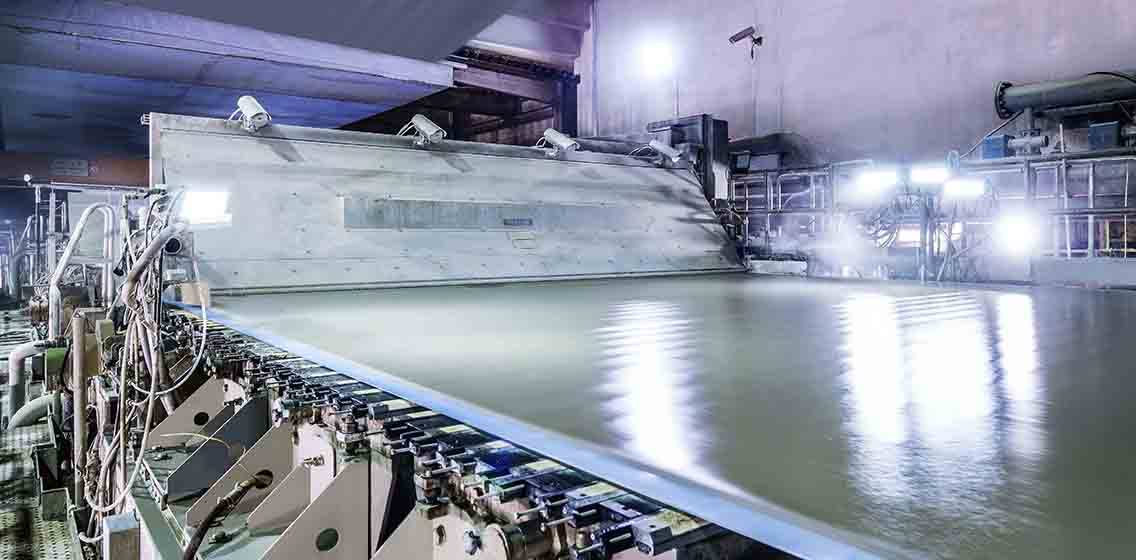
[199,274,1136,559]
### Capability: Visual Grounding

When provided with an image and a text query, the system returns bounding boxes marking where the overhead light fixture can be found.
[943,177,987,199]
[648,140,683,165]
[910,165,950,185]
[537,128,579,157]
[398,114,447,147]
[995,213,1039,255]
[854,169,899,193]
[636,40,675,78]
[230,95,271,133]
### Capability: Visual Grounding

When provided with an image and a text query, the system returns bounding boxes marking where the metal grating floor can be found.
[0,314,76,559]
[0,416,77,560]
[0,425,50,511]
[0,508,79,560]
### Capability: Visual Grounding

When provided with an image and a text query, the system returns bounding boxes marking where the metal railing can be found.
[725,161,874,245]
[965,155,1136,258]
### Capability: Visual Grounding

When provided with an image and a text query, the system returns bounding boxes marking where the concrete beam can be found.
[454,67,558,103]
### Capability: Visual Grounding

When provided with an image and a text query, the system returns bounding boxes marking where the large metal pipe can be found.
[71,313,87,506]
[120,222,185,307]
[49,203,115,339]
[961,147,1136,169]
[8,391,56,429]
[5,340,48,426]
[997,71,1136,117]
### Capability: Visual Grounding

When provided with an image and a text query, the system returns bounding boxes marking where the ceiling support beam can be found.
[453,66,558,103]
[465,106,554,136]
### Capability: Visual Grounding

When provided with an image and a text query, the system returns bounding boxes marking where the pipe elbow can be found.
[120,222,187,307]
[8,340,47,383]
[6,340,50,426]
[7,392,57,429]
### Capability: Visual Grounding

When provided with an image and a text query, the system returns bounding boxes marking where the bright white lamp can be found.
[995,213,1039,255]
[854,169,899,193]
[637,40,675,79]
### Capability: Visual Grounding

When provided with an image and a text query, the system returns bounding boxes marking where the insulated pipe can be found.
[49,203,115,340]
[8,392,56,429]
[5,340,48,425]
[119,222,186,308]
[997,71,1136,117]
[72,314,87,506]
[1007,135,1049,152]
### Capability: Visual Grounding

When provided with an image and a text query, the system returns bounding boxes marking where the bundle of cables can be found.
[78,189,212,547]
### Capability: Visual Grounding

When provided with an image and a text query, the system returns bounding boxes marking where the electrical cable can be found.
[1087,71,1136,88]
[76,187,215,533]
[83,367,155,513]
[84,206,177,513]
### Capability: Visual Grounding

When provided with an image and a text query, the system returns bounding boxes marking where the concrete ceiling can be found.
[472,0,593,68]
[0,0,591,157]
[0,0,460,155]
[0,64,399,156]
[119,0,523,63]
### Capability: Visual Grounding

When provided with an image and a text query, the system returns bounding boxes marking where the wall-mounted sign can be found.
[50,158,90,177]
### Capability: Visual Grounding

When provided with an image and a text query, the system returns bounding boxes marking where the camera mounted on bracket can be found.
[729,26,764,59]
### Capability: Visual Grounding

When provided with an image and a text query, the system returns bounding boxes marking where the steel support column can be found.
[555,75,580,138]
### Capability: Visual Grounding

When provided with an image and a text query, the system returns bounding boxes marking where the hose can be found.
[7,391,57,429]
[119,222,186,310]
[181,473,272,560]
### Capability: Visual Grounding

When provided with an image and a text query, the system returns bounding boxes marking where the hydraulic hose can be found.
[181,473,272,560]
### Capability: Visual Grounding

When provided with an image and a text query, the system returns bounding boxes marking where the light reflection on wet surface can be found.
[214,274,1136,559]
[596,300,704,474]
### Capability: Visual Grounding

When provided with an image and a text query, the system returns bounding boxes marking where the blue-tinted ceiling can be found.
[0,64,404,156]
[0,0,458,155]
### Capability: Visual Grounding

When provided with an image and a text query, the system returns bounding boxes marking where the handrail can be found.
[48,203,115,340]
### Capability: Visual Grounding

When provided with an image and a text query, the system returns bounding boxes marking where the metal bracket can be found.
[372,451,417,550]
[370,509,431,560]
[247,464,311,535]
[148,377,226,448]
[34,417,67,520]
[295,422,336,500]
[258,459,370,560]
[165,395,268,502]
[184,424,292,528]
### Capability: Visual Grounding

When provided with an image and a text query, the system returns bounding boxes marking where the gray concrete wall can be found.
[578,0,1136,164]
